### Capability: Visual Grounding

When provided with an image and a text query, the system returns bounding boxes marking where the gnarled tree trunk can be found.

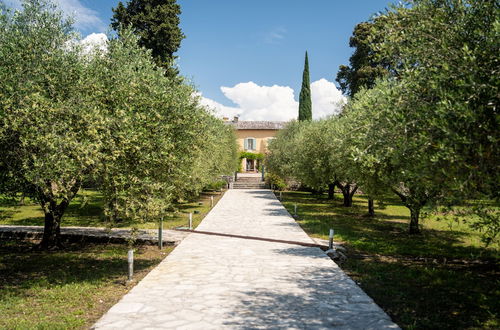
[328,183,335,200]
[37,181,81,250]
[391,188,426,235]
[336,181,358,207]
[368,198,375,217]
[40,209,63,250]
[409,207,421,234]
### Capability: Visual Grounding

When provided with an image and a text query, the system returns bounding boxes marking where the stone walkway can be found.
[93,190,399,329]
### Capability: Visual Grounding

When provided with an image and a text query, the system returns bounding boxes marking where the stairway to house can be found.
[233,175,268,189]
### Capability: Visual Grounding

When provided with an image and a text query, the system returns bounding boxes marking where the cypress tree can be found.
[298,51,312,121]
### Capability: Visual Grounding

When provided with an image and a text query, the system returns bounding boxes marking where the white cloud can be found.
[201,80,346,121]
[56,0,105,32]
[4,0,105,32]
[310,78,346,118]
[79,32,108,54]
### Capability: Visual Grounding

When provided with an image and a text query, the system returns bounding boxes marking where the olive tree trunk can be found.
[38,181,81,250]
[392,188,426,235]
[409,207,421,234]
[328,183,335,200]
[368,198,375,217]
[336,181,358,207]
[40,209,64,250]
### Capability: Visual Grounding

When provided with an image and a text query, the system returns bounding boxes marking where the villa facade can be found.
[225,117,285,172]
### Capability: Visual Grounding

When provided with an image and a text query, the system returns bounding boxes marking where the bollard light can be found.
[189,212,193,230]
[329,229,334,250]
[211,196,214,208]
[294,204,297,216]
[158,216,163,250]
[127,249,134,281]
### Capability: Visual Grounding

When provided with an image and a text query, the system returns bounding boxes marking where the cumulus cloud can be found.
[79,33,108,54]
[4,0,105,32]
[310,78,346,118]
[201,80,346,121]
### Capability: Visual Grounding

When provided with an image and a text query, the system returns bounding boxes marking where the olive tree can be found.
[0,1,238,248]
[373,0,499,200]
[0,0,109,248]
[266,120,304,182]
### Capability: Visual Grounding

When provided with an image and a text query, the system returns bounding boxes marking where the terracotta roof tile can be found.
[227,121,286,130]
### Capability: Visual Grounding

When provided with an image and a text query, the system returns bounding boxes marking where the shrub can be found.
[266,173,287,191]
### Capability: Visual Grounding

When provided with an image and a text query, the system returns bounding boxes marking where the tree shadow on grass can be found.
[0,210,16,222]
[298,212,494,259]
[344,256,500,329]
[281,192,498,259]
[0,241,158,298]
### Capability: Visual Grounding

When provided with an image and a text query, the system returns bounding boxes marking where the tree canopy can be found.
[111,0,185,78]
[335,18,390,97]
[268,0,499,238]
[0,0,238,249]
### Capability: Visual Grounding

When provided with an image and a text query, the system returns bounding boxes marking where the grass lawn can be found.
[280,191,499,329]
[0,240,172,329]
[0,189,225,230]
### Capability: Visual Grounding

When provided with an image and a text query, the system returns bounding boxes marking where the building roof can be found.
[228,120,286,130]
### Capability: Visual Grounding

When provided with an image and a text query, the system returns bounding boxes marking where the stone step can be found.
[235,178,264,182]
[232,183,268,189]
[233,183,267,186]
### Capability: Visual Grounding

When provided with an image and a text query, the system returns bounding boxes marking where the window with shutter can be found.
[245,137,256,150]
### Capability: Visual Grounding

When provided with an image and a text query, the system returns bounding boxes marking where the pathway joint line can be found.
[173,228,329,250]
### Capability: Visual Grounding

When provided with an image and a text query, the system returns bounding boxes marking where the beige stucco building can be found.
[225,117,285,172]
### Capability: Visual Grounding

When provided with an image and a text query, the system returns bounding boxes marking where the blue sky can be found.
[4,0,396,120]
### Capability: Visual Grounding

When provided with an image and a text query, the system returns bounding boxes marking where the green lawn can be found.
[281,191,499,329]
[0,240,172,329]
[0,189,224,230]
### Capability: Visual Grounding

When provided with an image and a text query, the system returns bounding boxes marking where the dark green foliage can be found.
[336,19,390,97]
[111,0,185,78]
[203,180,227,192]
[239,151,264,161]
[265,173,287,191]
[298,51,312,121]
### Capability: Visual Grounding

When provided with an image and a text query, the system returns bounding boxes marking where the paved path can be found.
[93,190,399,329]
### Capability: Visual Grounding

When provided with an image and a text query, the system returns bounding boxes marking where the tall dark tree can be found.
[298,51,312,121]
[336,19,390,97]
[111,0,185,78]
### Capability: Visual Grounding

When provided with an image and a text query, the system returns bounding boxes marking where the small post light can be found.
[294,204,297,216]
[127,249,134,281]
[279,191,283,200]
[211,196,214,208]
[189,212,193,230]
[329,229,334,250]
[158,216,163,250]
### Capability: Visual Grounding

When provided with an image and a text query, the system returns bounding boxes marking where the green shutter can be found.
[244,138,248,150]
[252,138,257,150]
